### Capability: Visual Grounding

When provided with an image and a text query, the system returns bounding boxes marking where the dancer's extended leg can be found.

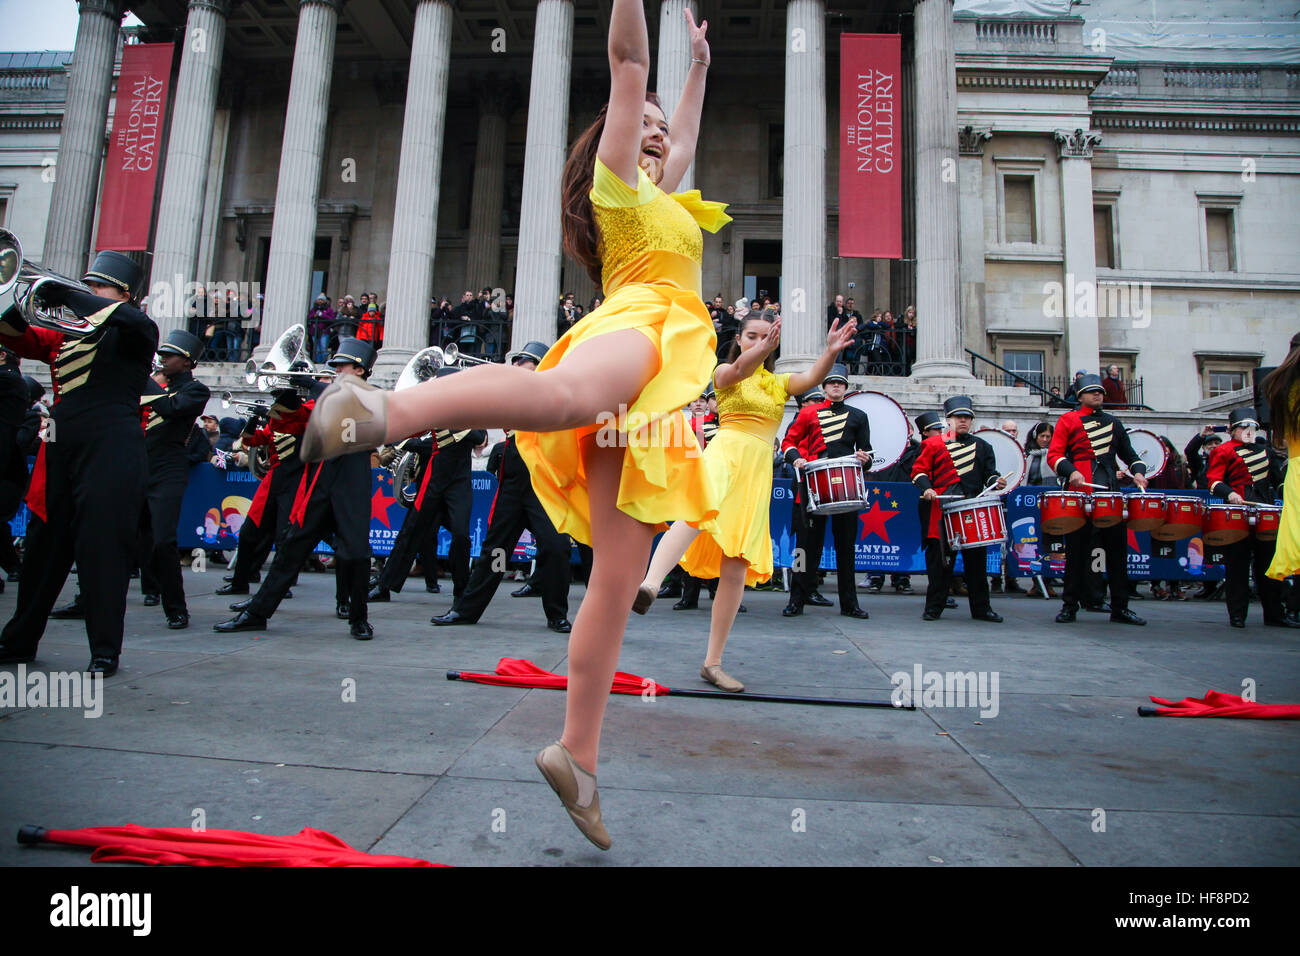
[639,520,702,593]
[558,434,656,775]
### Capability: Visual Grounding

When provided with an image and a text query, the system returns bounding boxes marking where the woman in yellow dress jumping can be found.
[633,310,857,692]
[300,0,727,850]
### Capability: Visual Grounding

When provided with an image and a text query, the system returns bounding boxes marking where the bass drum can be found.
[973,428,1028,492]
[843,390,912,473]
[1123,428,1167,479]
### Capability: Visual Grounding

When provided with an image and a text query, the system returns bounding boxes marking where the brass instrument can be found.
[384,346,445,508]
[220,390,273,418]
[0,228,101,336]
[243,324,334,392]
[441,342,493,366]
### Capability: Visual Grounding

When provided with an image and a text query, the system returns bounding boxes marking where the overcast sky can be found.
[0,0,143,53]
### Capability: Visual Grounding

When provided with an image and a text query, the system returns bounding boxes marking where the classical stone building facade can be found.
[2,0,1297,437]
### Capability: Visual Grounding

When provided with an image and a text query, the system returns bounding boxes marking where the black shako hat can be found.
[1076,373,1106,395]
[508,341,548,365]
[823,364,849,386]
[1228,407,1260,430]
[82,251,146,301]
[916,410,944,433]
[157,329,205,363]
[943,395,974,418]
[328,338,376,375]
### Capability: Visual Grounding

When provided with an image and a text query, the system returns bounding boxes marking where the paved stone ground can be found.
[1,568,1297,867]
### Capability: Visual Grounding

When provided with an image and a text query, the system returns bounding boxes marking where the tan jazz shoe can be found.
[631,584,656,615]
[701,664,744,693]
[535,742,612,851]
[300,375,389,462]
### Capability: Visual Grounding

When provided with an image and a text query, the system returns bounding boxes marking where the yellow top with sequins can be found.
[590,157,731,296]
[714,366,792,443]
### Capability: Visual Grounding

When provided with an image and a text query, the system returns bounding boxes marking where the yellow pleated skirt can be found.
[679,427,776,587]
[514,280,720,546]
[1266,456,1300,579]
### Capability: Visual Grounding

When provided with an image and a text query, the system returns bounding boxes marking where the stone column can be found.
[148,0,231,337]
[1056,128,1103,377]
[512,0,573,352]
[43,0,122,277]
[259,0,339,354]
[958,125,991,364]
[776,0,826,374]
[910,0,971,380]
[657,0,697,191]
[373,0,454,383]
[465,81,514,292]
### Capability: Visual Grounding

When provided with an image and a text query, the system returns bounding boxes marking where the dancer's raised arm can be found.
[658,8,711,194]
[787,318,857,396]
[598,0,652,188]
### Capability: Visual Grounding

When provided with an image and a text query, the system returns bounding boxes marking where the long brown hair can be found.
[721,311,778,373]
[562,93,664,287]
[1262,331,1300,442]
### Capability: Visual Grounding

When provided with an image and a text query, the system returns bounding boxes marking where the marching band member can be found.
[137,330,210,629]
[1047,373,1148,625]
[1206,407,1293,628]
[432,341,572,632]
[369,365,486,604]
[216,388,313,596]
[780,363,872,619]
[0,252,157,676]
[215,339,378,640]
[911,396,1005,622]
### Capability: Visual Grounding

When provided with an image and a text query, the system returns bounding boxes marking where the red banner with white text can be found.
[839,34,901,259]
[95,42,175,251]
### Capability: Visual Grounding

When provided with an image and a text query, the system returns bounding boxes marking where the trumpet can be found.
[0,228,101,336]
[442,342,493,366]
[243,324,334,392]
[220,390,273,417]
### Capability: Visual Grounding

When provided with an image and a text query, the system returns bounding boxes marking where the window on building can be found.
[1205,209,1235,271]
[1003,349,1044,390]
[1094,205,1114,268]
[1003,176,1036,244]
[1207,369,1248,398]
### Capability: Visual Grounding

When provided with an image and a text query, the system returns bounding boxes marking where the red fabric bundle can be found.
[1147,689,1300,719]
[457,657,670,697]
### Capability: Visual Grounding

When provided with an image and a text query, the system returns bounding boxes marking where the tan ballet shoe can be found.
[535,742,611,850]
[701,664,744,693]
[300,375,389,462]
[631,584,656,615]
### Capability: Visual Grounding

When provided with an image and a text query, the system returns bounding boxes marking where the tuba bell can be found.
[0,228,101,336]
[381,346,445,506]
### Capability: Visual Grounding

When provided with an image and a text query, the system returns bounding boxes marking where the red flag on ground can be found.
[19,824,442,866]
[455,657,668,696]
[1144,690,1300,719]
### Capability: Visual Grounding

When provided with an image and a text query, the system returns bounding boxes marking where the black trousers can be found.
[378,479,471,595]
[790,503,860,610]
[454,485,569,623]
[1224,533,1284,623]
[921,510,992,617]
[1062,519,1130,611]
[247,464,372,625]
[228,472,299,588]
[0,428,145,661]
[137,487,187,616]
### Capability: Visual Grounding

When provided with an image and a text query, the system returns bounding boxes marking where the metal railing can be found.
[967,349,1152,410]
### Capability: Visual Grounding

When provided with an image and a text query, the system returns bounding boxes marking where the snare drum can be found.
[1151,497,1205,542]
[1087,492,1125,528]
[1041,491,1087,535]
[941,496,1007,551]
[1125,492,1167,533]
[1252,504,1282,541]
[1203,504,1250,546]
[802,456,866,515]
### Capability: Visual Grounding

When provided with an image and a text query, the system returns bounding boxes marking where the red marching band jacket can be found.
[910,434,962,540]
[0,325,67,523]
[780,399,830,502]
[1205,439,1274,503]
[240,404,312,526]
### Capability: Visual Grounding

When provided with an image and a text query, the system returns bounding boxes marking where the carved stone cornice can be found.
[77,0,123,20]
[1055,127,1102,159]
[958,125,992,156]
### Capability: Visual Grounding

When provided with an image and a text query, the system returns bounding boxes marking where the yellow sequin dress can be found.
[679,366,791,587]
[515,157,732,545]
